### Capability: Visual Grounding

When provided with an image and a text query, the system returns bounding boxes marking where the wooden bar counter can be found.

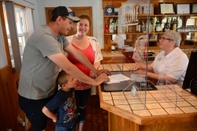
[98,64,197,131]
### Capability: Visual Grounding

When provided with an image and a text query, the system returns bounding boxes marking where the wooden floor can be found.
[45,95,108,131]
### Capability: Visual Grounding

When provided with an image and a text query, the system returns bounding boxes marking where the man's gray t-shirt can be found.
[18,25,69,100]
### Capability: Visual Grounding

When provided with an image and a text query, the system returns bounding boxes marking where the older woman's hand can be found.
[134,69,146,75]
[130,62,145,71]
[130,64,139,71]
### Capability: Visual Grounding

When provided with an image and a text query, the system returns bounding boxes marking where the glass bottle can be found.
[170,17,173,30]
[136,21,141,33]
[109,18,114,34]
[104,19,109,34]
[173,19,178,31]
[141,20,146,33]
[163,18,170,32]
[113,18,117,33]
[149,18,153,32]
[155,18,160,32]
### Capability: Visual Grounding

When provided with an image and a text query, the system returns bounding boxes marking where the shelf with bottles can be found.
[103,14,197,51]
[104,16,118,34]
[123,17,197,35]
[104,14,197,35]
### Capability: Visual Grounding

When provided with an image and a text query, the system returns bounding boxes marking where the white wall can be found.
[34,0,104,48]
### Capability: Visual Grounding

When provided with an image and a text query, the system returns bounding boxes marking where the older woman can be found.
[134,30,189,85]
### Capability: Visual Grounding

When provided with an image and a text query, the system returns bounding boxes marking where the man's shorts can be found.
[18,95,54,131]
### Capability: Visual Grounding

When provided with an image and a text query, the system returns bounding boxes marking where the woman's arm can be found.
[135,69,176,84]
[130,62,153,72]
[89,62,101,78]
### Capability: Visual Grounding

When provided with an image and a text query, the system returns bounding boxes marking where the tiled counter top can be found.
[98,69,197,131]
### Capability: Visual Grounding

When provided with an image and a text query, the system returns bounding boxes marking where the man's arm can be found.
[64,44,98,74]
[48,53,109,85]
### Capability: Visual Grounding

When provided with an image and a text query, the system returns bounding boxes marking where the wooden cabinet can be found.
[102,0,197,51]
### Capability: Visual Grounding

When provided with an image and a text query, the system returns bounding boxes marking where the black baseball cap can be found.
[51,6,80,22]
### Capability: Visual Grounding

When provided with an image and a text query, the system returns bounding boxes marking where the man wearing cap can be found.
[18,6,110,131]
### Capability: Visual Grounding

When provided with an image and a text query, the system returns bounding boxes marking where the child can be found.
[42,71,78,131]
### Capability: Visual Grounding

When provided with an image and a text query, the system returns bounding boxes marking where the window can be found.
[3,2,34,69]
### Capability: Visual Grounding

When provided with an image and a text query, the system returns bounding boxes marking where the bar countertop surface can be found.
[98,63,197,131]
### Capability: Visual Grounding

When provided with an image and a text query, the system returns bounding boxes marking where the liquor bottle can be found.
[170,17,173,30]
[109,18,114,33]
[155,18,160,32]
[173,19,178,31]
[149,18,153,32]
[151,17,155,32]
[136,21,141,33]
[163,18,170,32]
[104,19,109,34]
[114,19,118,33]
[141,20,146,33]
[112,19,116,33]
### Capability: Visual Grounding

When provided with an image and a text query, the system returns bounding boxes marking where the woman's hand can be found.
[89,71,97,78]
[96,69,111,76]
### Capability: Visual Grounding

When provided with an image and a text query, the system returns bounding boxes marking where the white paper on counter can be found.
[107,74,130,84]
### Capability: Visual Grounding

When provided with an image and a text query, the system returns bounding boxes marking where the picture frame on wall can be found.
[176,4,190,14]
[104,5,115,16]
[191,3,197,14]
[139,3,154,15]
[159,2,175,14]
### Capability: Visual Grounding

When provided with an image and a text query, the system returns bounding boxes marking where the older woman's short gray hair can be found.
[163,30,181,47]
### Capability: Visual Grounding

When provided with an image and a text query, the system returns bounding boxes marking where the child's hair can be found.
[57,71,70,87]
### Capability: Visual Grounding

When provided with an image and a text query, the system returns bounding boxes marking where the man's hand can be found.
[94,73,110,85]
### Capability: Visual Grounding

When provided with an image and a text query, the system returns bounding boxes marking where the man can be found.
[18,6,109,131]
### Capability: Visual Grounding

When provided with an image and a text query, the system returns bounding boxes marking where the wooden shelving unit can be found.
[102,0,197,51]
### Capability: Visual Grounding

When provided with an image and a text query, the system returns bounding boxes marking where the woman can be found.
[66,15,103,131]
[134,30,189,85]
